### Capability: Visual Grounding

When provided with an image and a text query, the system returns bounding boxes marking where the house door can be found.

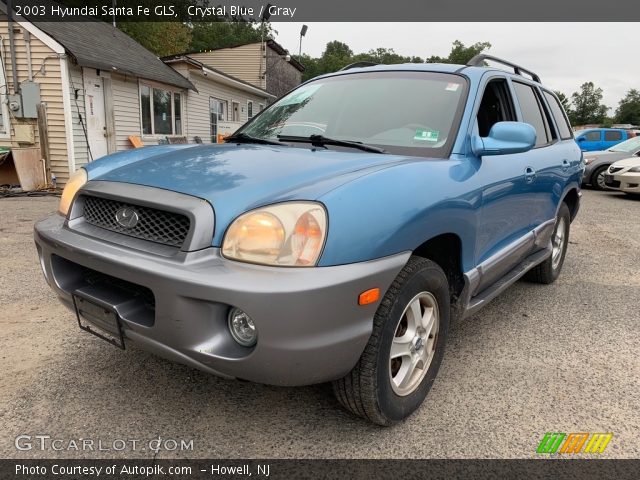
[83,69,109,160]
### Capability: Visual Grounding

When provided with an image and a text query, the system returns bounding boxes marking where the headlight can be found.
[222,202,327,267]
[58,168,87,216]
[584,156,597,165]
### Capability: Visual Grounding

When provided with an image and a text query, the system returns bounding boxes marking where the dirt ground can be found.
[0,190,638,459]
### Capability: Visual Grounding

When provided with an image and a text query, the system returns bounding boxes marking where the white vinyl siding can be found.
[183,69,267,144]
[111,74,141,151]
[0,16,70,183]
[189,44,264,89]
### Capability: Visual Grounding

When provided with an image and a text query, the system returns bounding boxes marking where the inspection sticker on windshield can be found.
[445,83,460,92]
[414,128,439,142]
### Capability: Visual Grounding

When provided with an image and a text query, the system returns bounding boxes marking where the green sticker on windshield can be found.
[414,128,439,142]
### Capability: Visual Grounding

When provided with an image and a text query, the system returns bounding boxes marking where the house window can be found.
[139,83,183,136]
[140,85,152,134]
[174,93,182,135]
[210,97,227,141]
[247,101,254,119]
[259,104,264,112]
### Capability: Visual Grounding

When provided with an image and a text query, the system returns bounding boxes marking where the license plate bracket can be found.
[73,293,125,350]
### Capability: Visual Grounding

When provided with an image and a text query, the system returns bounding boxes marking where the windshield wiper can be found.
[226,132,289,146]
[277,134,387,154]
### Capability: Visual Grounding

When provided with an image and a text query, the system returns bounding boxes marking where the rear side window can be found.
[513,82,550,147]
[543,91,572,140]
[605,130,622,141]
[584,131,601,141]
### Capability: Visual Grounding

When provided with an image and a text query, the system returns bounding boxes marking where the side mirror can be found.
[577,137,586,142]
[472,121,536,156]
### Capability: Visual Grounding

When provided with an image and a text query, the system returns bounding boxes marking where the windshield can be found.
[610,135,640,153]
[239,71,468,158]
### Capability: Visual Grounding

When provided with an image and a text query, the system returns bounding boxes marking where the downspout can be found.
[6,0,20,93]
[23,30,33,81]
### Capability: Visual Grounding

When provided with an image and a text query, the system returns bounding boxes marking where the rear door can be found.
[603,129,624,150]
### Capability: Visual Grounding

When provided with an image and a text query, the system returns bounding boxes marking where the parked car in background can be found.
[604,157,640,196]
[574,128,634,152]
[583,136,640,189]
[34,56,583,426]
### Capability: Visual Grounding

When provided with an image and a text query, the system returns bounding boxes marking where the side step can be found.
[463,247,551,319]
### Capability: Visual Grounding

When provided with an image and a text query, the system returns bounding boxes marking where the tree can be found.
[426,40,491,65]
[615,89,640,125]
[118,22,192,57]
[323,41,353,59]
[569,82,609,125]
[554,91,571,112]
[299,39,490,81]
[189,20,272,52]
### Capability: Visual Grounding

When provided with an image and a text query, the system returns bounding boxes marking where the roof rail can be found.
[339,61,378,71]
[466,54,541,83]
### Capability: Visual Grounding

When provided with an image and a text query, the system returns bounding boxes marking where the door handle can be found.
[524,166,536,183]
[562,159,570,171]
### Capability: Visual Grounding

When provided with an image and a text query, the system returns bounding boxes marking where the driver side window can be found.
[477,79,516,137]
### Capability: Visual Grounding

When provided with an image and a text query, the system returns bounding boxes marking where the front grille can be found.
[609,166,624,174]
[82,195,190,247]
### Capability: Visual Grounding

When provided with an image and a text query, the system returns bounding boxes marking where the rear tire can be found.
[525,203,570,284]
[332,256,449,426]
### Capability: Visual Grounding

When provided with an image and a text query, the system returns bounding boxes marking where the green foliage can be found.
[601,117,614,128]
[118,22,192,57]
[615,89,640,125]
[300,39,492,81]
[554,91,571,112]
[190,20,271,52]
[426,40,492,65]
[569,82,609,125]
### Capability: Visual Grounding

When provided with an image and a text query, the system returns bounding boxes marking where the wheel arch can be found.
[412,233,465,305]
[561,187,580,222]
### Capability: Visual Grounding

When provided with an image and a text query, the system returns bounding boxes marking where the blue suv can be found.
[574,127,633,152]
[35,55,583,425]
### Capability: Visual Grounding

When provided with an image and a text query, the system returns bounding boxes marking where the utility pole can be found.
[299,25,308,59]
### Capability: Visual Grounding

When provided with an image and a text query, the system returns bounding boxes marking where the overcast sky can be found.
[272,23,639,111]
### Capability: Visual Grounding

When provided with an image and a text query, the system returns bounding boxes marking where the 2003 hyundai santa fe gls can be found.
[35,55,583,425]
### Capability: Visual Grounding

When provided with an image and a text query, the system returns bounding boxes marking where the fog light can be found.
[228,308,257,347]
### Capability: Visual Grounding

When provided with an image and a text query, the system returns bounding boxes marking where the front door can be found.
[83,69,108,160]
[232,101,240,122]
[472,77,537,293]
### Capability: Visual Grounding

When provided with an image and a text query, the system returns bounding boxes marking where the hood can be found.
[88,143,418,243]
[611,157,640,168]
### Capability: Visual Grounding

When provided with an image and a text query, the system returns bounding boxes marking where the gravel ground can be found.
[0,190,638,459]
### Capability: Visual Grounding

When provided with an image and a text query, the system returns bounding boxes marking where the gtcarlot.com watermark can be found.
[15,434,194,453]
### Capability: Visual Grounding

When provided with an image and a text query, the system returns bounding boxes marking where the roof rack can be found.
[466,54,541,83]
[339,62,378,71]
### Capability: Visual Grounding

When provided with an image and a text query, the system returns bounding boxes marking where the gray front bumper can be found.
[35,214,409,386]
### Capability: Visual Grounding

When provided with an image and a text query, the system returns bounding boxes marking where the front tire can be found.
[332,256,449,426]
[525,203,570,284]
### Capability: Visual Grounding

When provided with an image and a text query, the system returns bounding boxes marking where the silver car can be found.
[582,136,640,190]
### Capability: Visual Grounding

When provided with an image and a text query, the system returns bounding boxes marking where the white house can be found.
[0,8,272,188]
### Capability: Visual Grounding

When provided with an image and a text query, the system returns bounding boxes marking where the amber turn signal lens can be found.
[358,288,380,306]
